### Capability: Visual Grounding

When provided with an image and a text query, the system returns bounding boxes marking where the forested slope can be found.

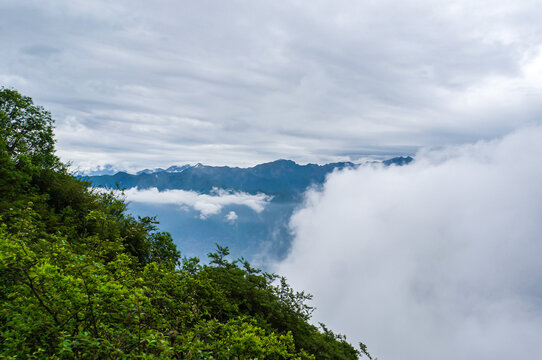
[0,88,370,359]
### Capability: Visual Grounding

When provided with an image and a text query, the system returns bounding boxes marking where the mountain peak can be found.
[254,159,298,169]
[382,156,414,166]
[166,164,193,173]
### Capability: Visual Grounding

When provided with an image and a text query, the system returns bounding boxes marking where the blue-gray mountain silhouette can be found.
[88,157,413,202]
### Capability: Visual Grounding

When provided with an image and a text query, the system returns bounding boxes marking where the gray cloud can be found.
[275,126,542,359]
[2,0,542,170]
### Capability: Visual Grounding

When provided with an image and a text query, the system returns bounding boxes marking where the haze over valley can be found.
[86,157,412,263]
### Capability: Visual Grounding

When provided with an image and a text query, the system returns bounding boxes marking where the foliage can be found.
[0,88,368,359]
[0,87,57,168]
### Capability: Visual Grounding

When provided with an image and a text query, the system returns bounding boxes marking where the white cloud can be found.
[275,126,542,360]
[225,211,238,224]
[123,187,272,219]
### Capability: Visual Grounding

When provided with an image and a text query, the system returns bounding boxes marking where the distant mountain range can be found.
[85,156,413,261]
[86,156,413,202]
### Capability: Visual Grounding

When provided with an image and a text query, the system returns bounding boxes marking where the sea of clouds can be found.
[275,126,542,359]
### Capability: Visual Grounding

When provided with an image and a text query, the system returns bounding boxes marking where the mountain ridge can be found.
[87,157,413,202]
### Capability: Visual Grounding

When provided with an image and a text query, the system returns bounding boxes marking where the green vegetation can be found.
[0,88,370,359]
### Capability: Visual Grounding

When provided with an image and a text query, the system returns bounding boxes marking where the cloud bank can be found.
[124,187,272,219]
[275,127,542,360]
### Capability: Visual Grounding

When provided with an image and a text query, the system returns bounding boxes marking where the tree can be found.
[0,87,57,167]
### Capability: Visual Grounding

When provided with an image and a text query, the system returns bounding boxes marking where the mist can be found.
[124,187,272,219]
[275,126,542,359]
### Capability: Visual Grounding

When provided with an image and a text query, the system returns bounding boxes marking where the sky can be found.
[275,126,542,359]
[2,0,542,171]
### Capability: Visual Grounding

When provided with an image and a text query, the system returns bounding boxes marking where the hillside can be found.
[0,88,371,359]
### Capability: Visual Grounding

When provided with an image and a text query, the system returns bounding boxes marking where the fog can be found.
[275,127,542,359]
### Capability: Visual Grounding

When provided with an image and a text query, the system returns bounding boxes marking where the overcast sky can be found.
[2,0,542,171]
